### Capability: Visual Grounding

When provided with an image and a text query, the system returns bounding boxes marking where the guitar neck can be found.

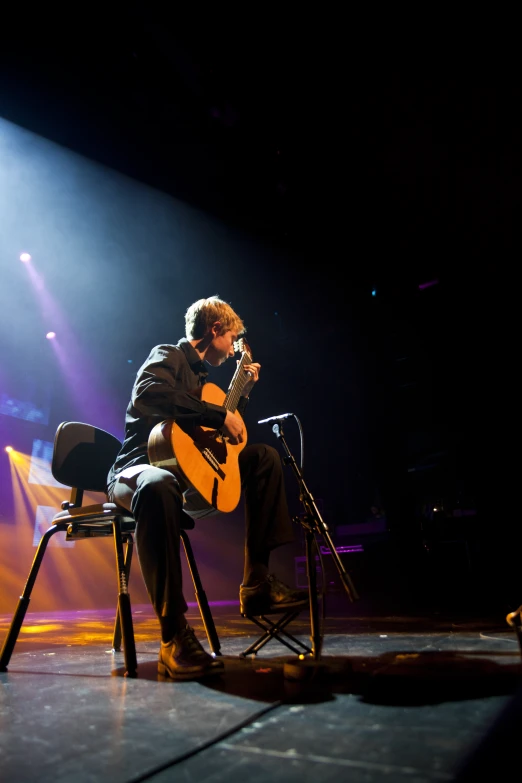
[224,352,250,413]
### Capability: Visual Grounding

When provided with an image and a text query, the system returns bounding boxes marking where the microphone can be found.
[257,413,294,424]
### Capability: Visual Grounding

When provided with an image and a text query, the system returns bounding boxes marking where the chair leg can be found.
[0,524,67,671]
[112,534,134,652]
[112,518,137,677]
[181,530,221,656]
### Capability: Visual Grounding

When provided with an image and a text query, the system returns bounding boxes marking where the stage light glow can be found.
[19,252,31,263]
[5,445,14,453]
[0,390,51,425]
[418,279,439,290]
[20,249,122,435]
[371,289,377,296]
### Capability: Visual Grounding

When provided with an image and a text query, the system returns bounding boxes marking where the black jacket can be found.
[106,338,247,493]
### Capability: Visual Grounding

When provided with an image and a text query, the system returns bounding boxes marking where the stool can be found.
[239,601,312,658]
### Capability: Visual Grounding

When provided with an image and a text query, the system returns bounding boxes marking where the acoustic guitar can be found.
[147,339,253,518]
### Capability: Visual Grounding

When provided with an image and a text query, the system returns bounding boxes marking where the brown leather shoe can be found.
[239,574,309,616]
[158,625,224,680]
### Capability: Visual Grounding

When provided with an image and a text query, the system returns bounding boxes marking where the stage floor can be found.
[1,596,521,782]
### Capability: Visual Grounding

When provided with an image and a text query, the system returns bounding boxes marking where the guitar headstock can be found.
[234,337,252,362]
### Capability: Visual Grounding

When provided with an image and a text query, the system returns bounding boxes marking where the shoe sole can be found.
[158,660,224,681]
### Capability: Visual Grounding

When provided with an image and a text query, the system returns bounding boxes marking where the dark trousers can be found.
[108,443,294,618]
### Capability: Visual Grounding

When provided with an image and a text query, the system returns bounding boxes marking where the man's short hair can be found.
[185,295,246,340]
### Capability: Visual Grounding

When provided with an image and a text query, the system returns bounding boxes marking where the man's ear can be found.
[211,321,221,336]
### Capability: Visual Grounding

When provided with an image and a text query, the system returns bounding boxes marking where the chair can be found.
[0,421,221,677]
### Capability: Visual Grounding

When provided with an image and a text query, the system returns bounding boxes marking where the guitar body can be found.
[148,382,247,517]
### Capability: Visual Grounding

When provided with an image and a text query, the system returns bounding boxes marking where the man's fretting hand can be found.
[241,361,261,398]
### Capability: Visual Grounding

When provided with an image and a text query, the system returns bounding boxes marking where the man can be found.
[107,295,307,680]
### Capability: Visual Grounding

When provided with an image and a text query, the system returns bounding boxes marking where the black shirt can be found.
[106,338,247,494]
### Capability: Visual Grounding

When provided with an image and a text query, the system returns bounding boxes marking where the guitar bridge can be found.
[201,447,226,480]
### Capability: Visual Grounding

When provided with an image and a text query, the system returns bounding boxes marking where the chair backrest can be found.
[51,421,122,492]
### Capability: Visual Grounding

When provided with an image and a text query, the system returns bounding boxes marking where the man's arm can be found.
[132,346,226,429]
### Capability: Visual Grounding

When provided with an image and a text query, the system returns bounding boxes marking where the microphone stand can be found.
[271,420,359,661]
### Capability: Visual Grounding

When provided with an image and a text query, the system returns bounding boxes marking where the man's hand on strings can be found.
[223,410,245,444]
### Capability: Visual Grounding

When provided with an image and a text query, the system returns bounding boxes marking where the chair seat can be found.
[55,502,133,520]
[53,503,196,531]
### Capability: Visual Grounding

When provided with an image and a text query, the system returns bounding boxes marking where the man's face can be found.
[206,326,238,367]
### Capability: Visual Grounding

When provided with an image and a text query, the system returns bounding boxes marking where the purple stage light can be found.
[19,252,31,263]
[319,544,364,554]
[418,279,439,290]
[21,259,122,435]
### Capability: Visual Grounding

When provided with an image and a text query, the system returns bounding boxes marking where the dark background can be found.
[0,10,515,612]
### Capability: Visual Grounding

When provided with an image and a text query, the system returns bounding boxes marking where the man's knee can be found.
[132,468,182,512]
[262,443,281,467]
[241,443,282,472]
